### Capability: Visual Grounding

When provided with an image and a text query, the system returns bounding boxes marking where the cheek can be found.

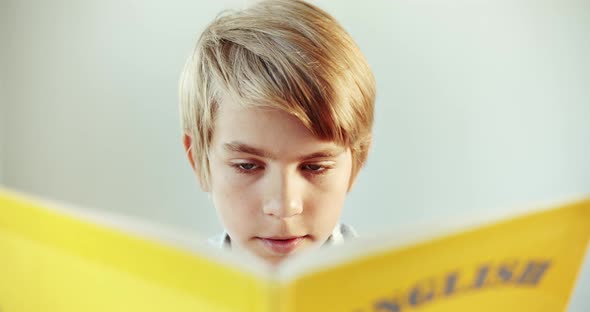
[309,187,347,215]
[305,170,351,223]
[316,162,353,195]
[209,164,261,233]
[303,189,346,242]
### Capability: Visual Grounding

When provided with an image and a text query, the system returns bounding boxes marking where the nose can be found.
[262,168,303,219]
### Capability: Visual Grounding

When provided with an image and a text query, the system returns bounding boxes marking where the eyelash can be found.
[232,163,261,173]
[231,163,332,175]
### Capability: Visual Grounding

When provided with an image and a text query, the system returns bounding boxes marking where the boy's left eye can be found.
[301,164,325,172]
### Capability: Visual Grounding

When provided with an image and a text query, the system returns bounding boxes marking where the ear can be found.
[347,139,372,192]
[183,133,211,192]
[183,133,197,172]
[347,166,361,193]
[346,155,362,193]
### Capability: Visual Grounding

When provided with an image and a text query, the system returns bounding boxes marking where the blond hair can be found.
[179,0,375,190]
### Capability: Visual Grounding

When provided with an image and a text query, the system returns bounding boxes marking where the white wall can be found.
[0,77,4,185]
[0,0,8,185]
[2,0,589,310]
[340,0,590,232]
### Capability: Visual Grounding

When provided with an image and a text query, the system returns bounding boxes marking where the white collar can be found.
[209,223,357,249]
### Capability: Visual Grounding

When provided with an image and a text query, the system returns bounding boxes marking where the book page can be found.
[278,198,590,312]
[0,187,273,312]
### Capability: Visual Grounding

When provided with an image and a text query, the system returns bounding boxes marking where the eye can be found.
[231,162,262,174]
[238,163,258,170]
[301,164,326,173]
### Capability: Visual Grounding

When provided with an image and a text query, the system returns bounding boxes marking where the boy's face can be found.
[202,97,353,265]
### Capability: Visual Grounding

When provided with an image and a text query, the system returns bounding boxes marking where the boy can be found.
[179,0,375,266]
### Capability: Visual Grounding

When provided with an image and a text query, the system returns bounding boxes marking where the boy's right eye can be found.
[238,163,257,170]
[232,163,261,173]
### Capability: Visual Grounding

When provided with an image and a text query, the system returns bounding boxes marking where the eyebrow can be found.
[223,141,344,161]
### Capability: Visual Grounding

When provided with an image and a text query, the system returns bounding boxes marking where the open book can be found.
[1,187,589,312]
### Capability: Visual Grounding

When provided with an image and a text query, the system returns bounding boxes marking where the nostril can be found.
[263,198,303,218]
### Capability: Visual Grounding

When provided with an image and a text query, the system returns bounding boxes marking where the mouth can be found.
[257,235,308,255]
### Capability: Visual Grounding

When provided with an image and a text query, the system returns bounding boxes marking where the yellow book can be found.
[0,187,589,312]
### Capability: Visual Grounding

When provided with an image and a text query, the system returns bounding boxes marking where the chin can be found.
[263,255,287,267]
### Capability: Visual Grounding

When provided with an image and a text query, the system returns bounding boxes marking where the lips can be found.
[258,236,307,254]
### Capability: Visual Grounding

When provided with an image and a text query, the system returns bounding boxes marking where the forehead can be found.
[212,98,343,155]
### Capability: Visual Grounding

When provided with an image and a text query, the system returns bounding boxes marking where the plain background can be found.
[1,0,589,310]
